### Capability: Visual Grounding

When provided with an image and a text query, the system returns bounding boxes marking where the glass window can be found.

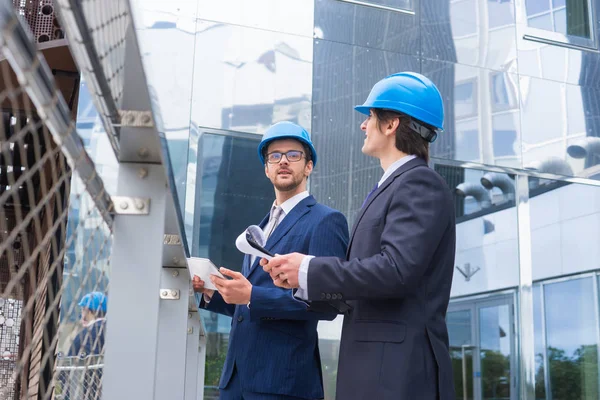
[479,304,512,400]
[451,0,478,38]
[526,0,592,39]
[529,13,554,31]
[192,131,275,397]
[492,130,517,157]
[527,0,551,15]
[455,80,477,119]
[490,73,517,111]
[456,126,480,162]
[543,277,599,400]
[447,309,474,400]
[488,0,515,29]
[533,284,547,399]
[358,0,413,11]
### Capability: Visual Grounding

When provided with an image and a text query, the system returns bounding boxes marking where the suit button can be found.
[320,293,326,300]
[331,294,338,300]
[337,293,343,299]
[326,293,331,300]
[237,315,243,322]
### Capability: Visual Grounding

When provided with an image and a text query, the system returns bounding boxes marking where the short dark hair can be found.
[262,139,312,164]
[372,109,431,162]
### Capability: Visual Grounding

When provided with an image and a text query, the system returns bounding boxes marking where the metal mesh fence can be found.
[1,3,113,399]
[53,0,131,155]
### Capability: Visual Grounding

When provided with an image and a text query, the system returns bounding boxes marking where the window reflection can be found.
[192,131,274,397]
[479,304,512,400]
[544,278,598,400]
[533,277,600,400]
[533,285,547,399]
[525,0,591,39]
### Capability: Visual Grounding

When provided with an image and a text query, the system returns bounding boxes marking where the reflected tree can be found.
[535,345,599,400]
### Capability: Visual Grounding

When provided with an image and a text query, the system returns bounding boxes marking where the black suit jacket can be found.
[307,157,456,400]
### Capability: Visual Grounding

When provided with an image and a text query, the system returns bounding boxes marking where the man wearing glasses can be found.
[193,121,349,400]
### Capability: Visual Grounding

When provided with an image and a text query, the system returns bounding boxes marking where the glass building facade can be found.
[74,0,600,399]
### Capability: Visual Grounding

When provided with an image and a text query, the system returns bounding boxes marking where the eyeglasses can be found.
[266,150,305,164]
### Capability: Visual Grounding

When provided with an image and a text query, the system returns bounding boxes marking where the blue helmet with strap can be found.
[78,292,108,314]
[354,72,444,143]
[257,121,317,166]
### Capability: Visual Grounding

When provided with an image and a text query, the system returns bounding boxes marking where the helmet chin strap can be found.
[408,119,439,143]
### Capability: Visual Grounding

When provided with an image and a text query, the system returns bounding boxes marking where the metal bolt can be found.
[138,147,149,159]
[120,201,129,210]
[187,327,193,334]
[161,290,168,297]
[171,290,178,297]
[172,257,179,265]
[142,113,152,124]
[135,200,145,210]
[138,168,148,179]
[172,270,179,277]
[188,313,192,319]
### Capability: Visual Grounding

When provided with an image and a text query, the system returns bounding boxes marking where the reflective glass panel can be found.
[544,277,599,400]
[479,304,512,400]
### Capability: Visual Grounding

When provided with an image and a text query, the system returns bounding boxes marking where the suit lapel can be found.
[247,195,316,278]
[347,157,426,255]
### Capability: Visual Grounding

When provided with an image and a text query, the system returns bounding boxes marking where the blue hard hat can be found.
[355,72,444,141]
[257,121,317,166]
[78,292,107,314]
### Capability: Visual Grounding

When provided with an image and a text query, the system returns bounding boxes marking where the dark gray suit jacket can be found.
[307,157,456,400]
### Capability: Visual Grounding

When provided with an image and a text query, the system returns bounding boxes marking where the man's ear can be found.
[304,160,313,177]
[384,117,400,137]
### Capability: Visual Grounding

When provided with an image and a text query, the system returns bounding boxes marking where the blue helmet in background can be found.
[257,121,317,166]
[355,72,444,142]
[78,292,107,314]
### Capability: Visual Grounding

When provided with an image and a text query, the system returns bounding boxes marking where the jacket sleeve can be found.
[197,291,236,317]
[307,171,452,301]
[249,211,349,321]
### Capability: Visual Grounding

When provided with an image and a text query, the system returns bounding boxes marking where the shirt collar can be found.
[378,155,417,187]
[273,190,310,216]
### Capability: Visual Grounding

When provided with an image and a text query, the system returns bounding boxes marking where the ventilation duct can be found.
[526,157,574,177]
[480,172,514,197]
[567,137,600,159]
[455,182,491,209]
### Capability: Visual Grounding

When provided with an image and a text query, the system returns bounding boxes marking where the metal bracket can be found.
[160,289,180,300]
[118,110,155,127]
[111,196,151,215]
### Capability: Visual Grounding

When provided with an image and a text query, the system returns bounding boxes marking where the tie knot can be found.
[271,206,283,221]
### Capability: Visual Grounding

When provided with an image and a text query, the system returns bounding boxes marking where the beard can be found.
[273,175,302,192]
[272,169,304,192]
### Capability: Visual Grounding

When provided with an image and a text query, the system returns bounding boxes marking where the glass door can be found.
[448,293,516,400]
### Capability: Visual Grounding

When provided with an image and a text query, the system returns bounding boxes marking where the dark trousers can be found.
[220,367,314,400]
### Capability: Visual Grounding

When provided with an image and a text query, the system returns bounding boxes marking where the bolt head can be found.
[138,168,148,179]
[120,201,129,210]
[172,270,179,277]
[135,200,145,210]
[161,290,168,297]
[171,290,178,297]
[138,148,149,159]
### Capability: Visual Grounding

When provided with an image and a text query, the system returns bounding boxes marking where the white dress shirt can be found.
[250,190,310,266]
[296,155,417,300]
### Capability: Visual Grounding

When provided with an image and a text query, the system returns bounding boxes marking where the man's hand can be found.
[192,275,214,300]
[260,253,305,289]
[210,268,252,305]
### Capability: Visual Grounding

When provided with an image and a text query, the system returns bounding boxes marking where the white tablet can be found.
[187,257,225,291]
